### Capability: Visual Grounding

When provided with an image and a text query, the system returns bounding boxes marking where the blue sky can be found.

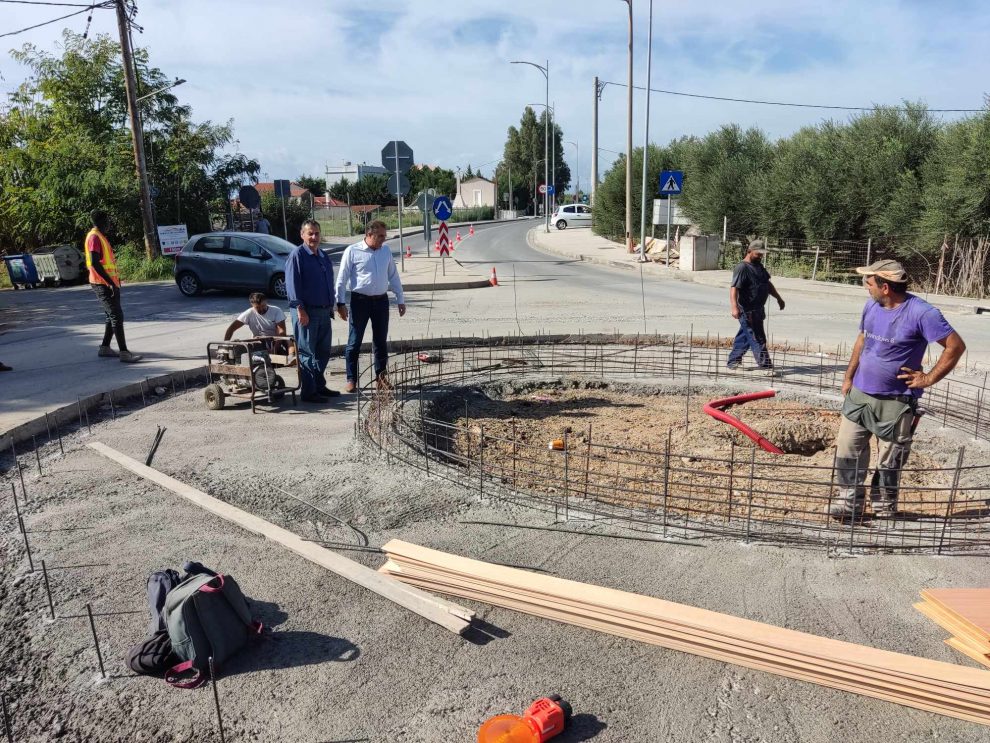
[1,0,988,191]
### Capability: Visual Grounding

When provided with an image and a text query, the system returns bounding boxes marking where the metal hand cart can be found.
[204,337,299,412]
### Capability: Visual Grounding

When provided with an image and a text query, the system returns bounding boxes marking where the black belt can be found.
[353,293,387,300]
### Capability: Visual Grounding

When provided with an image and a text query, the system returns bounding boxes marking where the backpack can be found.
[126,568,183,675]
[162,573,262,688]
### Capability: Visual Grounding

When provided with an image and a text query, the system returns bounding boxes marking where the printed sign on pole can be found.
[157,224,189,256]
[432,196,453,221]
[437,221,451,256]
[658,170,684,196]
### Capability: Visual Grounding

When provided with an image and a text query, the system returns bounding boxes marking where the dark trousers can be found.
[345,294,389,383]
[293,306,332,397]
[727,306,771,368]
[92,283,127,351]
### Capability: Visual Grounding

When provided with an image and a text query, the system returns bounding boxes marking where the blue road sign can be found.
[659,170,683,195]
[432,196,453,221]
[547,185,555,195]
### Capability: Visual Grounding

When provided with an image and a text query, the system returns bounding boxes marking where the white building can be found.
[325,161,388,189]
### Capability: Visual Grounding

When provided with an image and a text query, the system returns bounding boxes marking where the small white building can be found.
[325,161,388,189]
[455,176,496,208]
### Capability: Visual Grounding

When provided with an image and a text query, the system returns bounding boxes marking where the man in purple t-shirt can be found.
[828,260,966,520]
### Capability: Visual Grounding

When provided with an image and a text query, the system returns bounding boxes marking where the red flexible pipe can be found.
[703,390,785,454]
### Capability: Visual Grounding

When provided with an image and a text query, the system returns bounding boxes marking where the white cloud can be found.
[1,0,987,189]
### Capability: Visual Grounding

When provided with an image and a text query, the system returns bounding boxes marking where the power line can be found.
[0,1,96,6]
[0,1,112,40]
[599,80,985,113]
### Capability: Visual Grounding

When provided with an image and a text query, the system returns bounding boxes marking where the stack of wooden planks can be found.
[380,540,990,726]
[916,589,990,670]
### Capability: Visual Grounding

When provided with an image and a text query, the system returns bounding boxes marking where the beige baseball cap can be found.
[747,239,766,254]
[855,259,908,283]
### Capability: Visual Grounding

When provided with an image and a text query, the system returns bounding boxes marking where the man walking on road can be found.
[335,220,405,393]
[286,220,340,402]
[828,260,965,520]
[86,210,142,363]
[727,240,784,373]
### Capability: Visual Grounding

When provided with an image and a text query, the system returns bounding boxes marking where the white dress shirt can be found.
[335,240,405,305]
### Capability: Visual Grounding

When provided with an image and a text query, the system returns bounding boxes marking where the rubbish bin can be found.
[2,254,40,289]
[33,253,61,286]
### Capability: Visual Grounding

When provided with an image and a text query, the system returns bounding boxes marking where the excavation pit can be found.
[365,336,990,553]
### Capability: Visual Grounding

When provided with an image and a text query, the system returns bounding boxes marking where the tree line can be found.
[0,32,260,252]
[593,102,990,254]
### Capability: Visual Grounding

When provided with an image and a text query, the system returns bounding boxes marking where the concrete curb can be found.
[404,278,492,292]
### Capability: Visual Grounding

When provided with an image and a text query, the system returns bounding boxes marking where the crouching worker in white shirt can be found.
[223,292,295,363]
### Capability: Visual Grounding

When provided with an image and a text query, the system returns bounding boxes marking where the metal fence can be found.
[721,234,990,298]
[315,205,497,238]
[356,334,990,555]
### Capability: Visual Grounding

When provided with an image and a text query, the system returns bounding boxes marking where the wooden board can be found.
[89,442,473,634]
[948,638,990,670]
[915,601,990,656]
[383,540,990,690]
[385,567,990,723]
[922,589,990,644]
[379,540,990,726]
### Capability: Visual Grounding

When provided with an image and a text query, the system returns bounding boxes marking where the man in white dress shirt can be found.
[335,220,406,392]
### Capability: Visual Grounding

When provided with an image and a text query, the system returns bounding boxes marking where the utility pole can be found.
[623,0,634,253]
[115,0,159,259]
[591,77,599,206]
[638,0,654,261]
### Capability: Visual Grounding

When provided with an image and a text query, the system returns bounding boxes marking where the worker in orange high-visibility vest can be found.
[86,210,142,363]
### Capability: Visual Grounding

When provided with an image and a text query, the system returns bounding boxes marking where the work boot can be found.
[119,350,143,363]
[872,499,898,518]
[344,381,357,393]
[98,345,119,358]
[826,495,865,521]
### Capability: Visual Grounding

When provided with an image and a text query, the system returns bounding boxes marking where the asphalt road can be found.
[2,219,986,434]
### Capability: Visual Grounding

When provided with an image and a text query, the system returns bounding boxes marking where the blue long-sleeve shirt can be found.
[285,244,335,309]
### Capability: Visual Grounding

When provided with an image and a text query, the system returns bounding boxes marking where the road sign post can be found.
[658,171,684,267]
[274,179,291,239]
[433,196,454,275]
[382,141,414,270]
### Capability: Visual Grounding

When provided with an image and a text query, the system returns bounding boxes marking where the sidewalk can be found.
[529,228,987,315]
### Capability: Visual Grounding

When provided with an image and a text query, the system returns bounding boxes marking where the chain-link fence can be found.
[720,234,990,298]
[315,205,496,239]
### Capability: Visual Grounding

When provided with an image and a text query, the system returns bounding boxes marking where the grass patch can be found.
[115,243,175,283]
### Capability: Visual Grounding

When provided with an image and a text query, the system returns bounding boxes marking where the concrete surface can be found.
[3,380,990,742]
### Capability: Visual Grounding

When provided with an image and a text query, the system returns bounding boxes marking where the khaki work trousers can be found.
[834,410,914,514]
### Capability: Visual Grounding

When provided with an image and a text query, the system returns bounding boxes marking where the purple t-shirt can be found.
[853,294,954,398]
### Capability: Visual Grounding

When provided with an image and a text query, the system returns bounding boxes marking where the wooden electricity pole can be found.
[115,0,159,259]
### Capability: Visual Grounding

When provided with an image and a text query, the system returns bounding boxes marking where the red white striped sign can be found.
[438,221,451,256]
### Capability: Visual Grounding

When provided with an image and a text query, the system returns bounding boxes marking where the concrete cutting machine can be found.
[204,337,298,412]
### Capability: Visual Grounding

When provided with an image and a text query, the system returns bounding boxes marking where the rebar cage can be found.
[355,333,990,555]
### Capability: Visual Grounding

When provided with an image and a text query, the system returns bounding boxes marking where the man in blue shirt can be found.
[285,220,340,402]
[335,220,406,392]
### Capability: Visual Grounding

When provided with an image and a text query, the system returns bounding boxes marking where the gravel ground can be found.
[3,375,990,742]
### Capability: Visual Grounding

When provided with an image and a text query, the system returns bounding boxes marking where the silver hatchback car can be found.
[552,203,592,229]
[173,232,296,299]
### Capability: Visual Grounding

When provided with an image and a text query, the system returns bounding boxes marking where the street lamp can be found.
[564,141,579,202]
[136,78,186,103]
[528,102,556,213]
[620,0,634,252]
[638,0,654,261]
[512,60,550,232]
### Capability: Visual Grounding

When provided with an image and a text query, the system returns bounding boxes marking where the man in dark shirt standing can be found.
[727,240,784,373]
[285,220,340,402]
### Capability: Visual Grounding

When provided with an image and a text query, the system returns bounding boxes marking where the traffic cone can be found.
[490,267,498,286]
[405,243,412,259]
[435,239,440,251]
[456,231,462,242]
[469,225,475,236]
